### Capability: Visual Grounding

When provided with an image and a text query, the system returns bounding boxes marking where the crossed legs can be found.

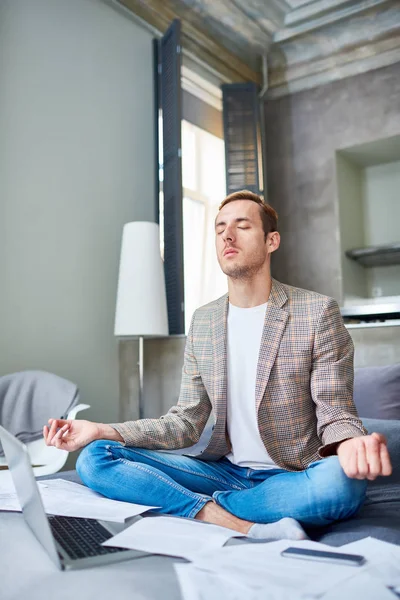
[76,440,367,533]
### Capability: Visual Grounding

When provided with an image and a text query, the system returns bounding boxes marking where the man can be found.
[44,190,392,539]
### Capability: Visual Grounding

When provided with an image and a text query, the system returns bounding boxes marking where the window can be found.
[159,119,227,333]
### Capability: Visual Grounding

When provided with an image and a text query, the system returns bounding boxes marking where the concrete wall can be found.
[119,338,186,421]
[0,0,155,431]
[336,153,366,300]
[264,62,400,303]
[350,324,400,368]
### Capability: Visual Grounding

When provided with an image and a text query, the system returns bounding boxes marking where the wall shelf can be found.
[345,243,400,268]
[341,302,400,321]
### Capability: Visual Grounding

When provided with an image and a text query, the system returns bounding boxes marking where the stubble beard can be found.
[221,256,265,281]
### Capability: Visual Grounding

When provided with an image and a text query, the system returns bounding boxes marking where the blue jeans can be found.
[76,441,367,527]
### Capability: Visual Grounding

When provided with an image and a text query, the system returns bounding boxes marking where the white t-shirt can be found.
[225,302,278,469]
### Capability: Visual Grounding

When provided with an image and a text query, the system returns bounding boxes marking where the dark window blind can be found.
[160,19,185,335]
[222,82,262,196]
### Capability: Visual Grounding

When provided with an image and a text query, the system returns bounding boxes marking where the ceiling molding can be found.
[267,43,400,98]
[276,0,391,42]
[267,0,400,97]
[113,0,400,97]
[116,0,262,84]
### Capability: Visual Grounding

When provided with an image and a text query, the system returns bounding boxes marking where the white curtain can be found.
[182,124,227,333]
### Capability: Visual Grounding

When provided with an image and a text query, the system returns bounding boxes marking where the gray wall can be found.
[119,338,186,421]
[0,0,155,427]
[264,62,400,303]
[350,325,400,368]
[336,153,366,300]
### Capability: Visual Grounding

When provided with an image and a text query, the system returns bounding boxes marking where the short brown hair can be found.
[219,190,278,239]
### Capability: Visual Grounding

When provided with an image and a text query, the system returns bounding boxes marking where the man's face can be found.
[215,200,271,280]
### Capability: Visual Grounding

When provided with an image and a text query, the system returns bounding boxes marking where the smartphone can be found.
[281,547,366,567]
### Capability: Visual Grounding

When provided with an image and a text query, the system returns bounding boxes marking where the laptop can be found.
[0,425,149,570]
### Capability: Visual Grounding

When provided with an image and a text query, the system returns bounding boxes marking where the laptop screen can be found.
[0,425,60,567]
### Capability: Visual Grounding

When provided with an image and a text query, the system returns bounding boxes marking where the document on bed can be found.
[174,537,400,600]
[0,478,158,522]
[175,563,396,600]
[102,515,241,560]
[188,539,368,598]
[174,563,282,600]
[338,537,400,597]
[0,474,20,511]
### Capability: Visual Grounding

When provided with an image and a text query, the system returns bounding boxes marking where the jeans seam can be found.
[212,491,224,503]
[117,447,242,491]
[187,497,210,519]
[118,458,210,503]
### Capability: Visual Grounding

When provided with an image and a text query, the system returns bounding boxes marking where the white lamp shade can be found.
[114,222,168,337]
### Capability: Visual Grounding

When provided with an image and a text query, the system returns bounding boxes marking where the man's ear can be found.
[267,231,280,254]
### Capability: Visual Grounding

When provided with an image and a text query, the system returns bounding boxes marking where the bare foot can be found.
[195,501,253,534]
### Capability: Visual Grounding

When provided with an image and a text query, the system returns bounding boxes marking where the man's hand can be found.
[43,419,123,452]
[337,433,392,480]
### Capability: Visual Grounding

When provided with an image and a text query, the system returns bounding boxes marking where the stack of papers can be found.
[102,516,400,599]
[103,515,241,560]
[175,539,365,600]
[0,478,157,522]
[173,537,400,600]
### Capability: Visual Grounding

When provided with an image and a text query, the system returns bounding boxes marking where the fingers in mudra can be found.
[365,435,382,480]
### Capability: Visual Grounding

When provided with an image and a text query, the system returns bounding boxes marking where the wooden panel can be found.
[117,0,262,83]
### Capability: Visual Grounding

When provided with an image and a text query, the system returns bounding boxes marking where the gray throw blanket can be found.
[0,370,79,456]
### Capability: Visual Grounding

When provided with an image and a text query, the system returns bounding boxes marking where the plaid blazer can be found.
[112,279,367,471]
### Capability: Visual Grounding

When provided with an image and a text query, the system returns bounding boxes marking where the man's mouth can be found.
[223,248,238,257]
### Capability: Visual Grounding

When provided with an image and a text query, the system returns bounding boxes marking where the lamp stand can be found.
[138,336,144,419]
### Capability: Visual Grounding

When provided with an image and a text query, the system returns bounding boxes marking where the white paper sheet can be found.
[0,475,20,510]
[182,537,400,600]
[103,515,241,560]
[174,563,305,600]
[339,537,400,592]
[320,572,395,600]
[341,536,400,563]
[0,471,14,488]
[0,477,158,522]
[190,539,372,598]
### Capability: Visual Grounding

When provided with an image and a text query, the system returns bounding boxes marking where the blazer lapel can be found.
[210,294,228,420]
[255,279,289,412]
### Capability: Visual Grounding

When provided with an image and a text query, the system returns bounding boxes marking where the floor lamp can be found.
[114,222,169,419]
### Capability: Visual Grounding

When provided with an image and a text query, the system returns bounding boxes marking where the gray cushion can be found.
[354,364,400,420]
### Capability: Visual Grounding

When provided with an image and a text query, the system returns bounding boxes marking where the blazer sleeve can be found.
[109,315,212,449]
[310,297,367,458]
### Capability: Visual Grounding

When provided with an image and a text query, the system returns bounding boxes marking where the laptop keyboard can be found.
[48,515,129,560]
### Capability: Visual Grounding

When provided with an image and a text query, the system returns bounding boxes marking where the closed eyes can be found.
[216,226,250,234]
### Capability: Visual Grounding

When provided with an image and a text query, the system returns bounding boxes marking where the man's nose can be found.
[222,227,234,242]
